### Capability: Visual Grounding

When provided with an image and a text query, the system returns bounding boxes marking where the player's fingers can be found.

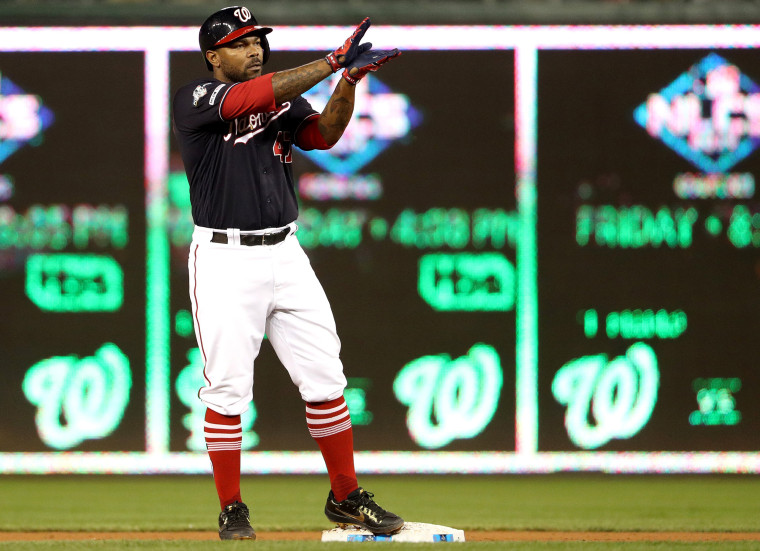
[374,49,401,66]
[380,49,401,67]
[355,17,371,37]
[347,17,370,45]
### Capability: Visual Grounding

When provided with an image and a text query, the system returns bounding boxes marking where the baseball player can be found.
[172,6,403,541]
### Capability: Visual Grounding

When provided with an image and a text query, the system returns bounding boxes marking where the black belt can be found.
[211,227,290,246]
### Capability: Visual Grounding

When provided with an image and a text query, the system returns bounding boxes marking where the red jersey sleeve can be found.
[294,114,332,151]
[219,73,277,120]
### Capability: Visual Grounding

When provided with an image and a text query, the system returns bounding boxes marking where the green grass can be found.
[1,474,760,550]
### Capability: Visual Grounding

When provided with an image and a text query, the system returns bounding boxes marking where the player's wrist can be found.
[341,69,359,85]
[325,53,341,73]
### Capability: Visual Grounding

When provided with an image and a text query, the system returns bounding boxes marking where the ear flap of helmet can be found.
[261,35,270,65]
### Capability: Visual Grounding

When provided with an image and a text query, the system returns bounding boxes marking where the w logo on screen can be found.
[0,71,54,165]
[552,343,659,450]
[633,53,760,173]
[299,74,421,176]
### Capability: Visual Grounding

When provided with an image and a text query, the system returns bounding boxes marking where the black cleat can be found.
[218,501,256,540]
[325,487,404,535]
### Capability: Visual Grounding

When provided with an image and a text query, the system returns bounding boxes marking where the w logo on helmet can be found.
[234,7,252,22]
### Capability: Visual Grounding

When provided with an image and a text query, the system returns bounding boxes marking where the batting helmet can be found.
[199,6,272,71]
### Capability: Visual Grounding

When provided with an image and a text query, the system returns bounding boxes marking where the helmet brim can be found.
[213,25,272,47]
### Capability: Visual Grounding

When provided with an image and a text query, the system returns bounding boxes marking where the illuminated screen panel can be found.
[536,48,760,452]
[167,50,518,452]
[0,52,146,451]
[1,25,760,474]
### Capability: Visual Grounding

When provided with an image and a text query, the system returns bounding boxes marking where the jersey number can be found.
[273,131,293,164]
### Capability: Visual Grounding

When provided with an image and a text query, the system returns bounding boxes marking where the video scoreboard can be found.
[0,25,758,473]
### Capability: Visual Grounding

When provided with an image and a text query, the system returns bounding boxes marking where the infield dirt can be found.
[2,531,760,542]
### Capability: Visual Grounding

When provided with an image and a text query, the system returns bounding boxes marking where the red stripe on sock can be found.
[306,397,358,503]
[205,408,242,508]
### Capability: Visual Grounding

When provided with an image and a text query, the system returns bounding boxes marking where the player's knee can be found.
[297,366,346,403]
[199,387,252,416]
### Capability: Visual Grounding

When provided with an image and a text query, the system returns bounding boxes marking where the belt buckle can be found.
[261,234,266,246]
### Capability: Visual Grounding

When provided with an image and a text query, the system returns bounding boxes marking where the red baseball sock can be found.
[306,397,358,502]
[205,408,243,508]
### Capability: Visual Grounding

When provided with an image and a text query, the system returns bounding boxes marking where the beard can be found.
[220,60,262,83]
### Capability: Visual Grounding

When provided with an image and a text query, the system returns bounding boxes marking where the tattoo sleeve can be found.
[271,59,333,104]
[318,79,356,146]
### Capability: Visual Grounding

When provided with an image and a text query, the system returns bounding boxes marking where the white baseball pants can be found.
[188,224,347,416]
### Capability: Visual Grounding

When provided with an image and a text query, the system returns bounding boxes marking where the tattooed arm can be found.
[271,59,334,105]
[291,77,355,151]
[274,48,399,144]
[316,79,355,146]
[272,60,356,151]
[272,59,355,147]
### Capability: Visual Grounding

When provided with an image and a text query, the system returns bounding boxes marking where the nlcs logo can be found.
[0,71,54,165]
[300,74,421,176]
[633,53,760,172]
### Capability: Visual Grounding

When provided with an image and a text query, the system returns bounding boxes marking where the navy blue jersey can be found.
[172,77,318,230]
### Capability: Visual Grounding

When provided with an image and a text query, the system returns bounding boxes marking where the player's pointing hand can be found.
[342,48,401,85]
[325,17,373,72]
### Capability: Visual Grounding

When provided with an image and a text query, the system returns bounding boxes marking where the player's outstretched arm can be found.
[315,47,401,146]
[317,79,356,146]
[271,17,372,105]
[271,60,333,105]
